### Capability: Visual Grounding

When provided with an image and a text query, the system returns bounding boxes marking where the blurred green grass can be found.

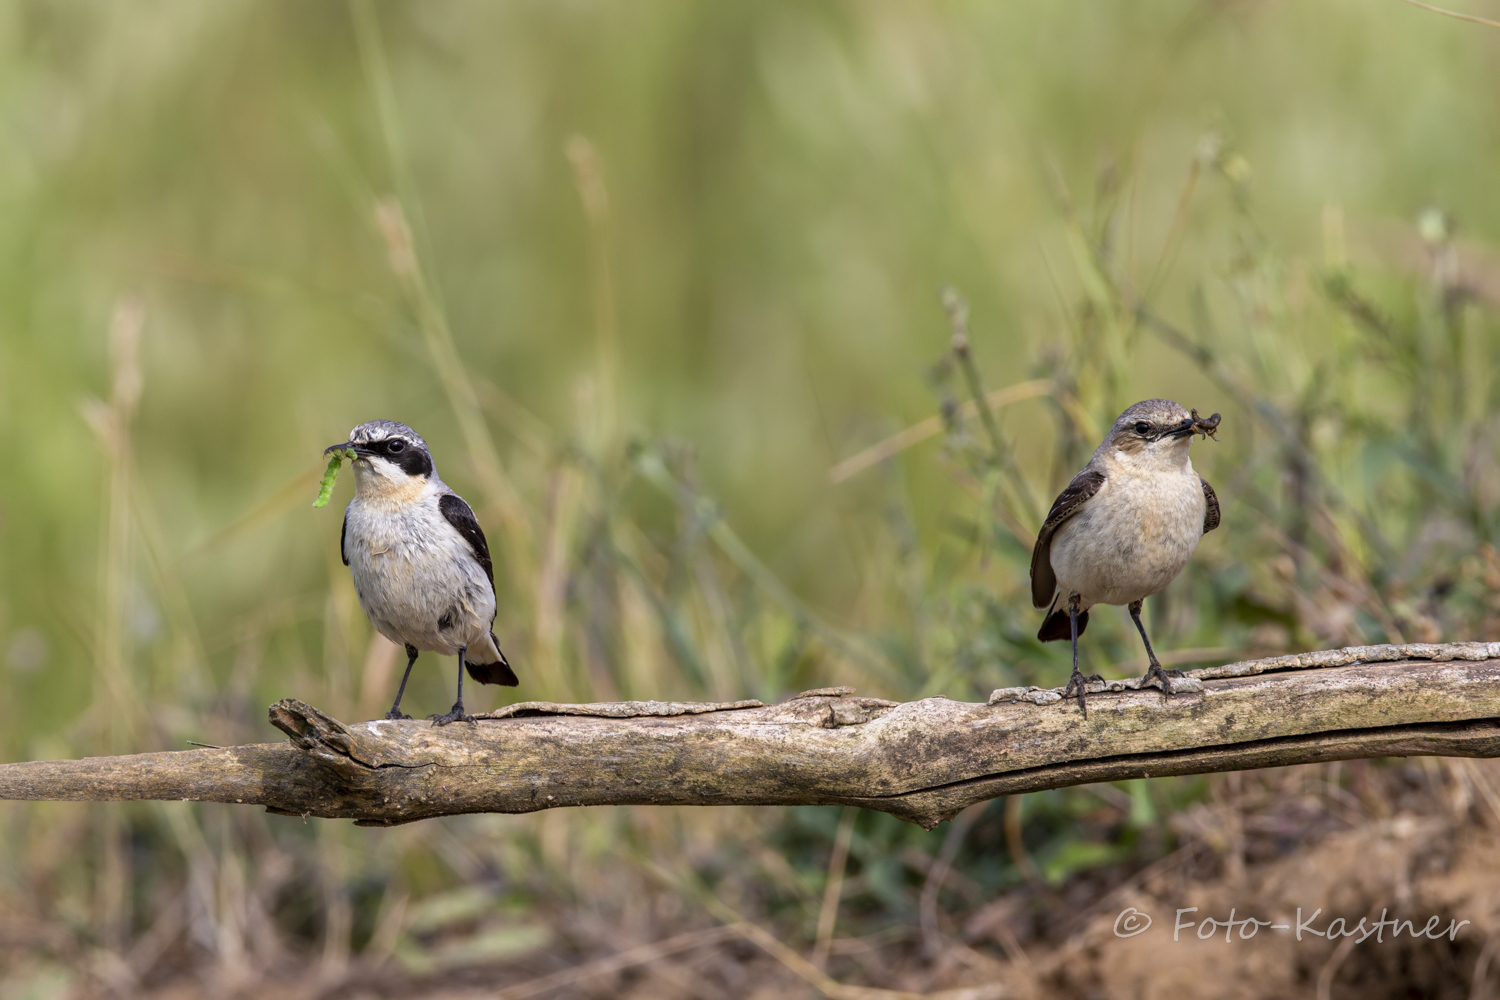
[2,0,1500,992]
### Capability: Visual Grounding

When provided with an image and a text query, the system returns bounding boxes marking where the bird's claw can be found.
[428,703,477,726]
[1140,664,1184,703]
[1063,669,1104,718]
[384,710,413,721]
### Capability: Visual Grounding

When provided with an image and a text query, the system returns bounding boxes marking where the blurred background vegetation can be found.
[4,1,1500,996]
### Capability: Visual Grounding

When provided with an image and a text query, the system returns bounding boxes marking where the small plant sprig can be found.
[313,448,357,508]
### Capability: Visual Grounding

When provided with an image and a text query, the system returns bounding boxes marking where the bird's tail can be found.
[1037,604,1089,642]
[465,633,519,686]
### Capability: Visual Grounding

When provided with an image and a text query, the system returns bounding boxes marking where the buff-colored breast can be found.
[1049,461,1206,609]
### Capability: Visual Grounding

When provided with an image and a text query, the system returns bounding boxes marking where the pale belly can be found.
[345,503,495,655]
[1050,470,1205,608]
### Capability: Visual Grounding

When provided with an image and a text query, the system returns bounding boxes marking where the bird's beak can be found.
[324,441,359,456]
[1167,418,1197,439]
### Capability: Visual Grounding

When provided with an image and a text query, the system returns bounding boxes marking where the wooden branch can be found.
[4,643,1500,829]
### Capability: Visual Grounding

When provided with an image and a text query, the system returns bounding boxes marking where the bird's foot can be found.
[383,709,413,721]
[429,702,477,726]
[1063,668,1105,718]
[1140,663,1185,702]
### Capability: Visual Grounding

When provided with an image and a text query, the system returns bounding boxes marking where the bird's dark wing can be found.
[441,494,512,684]
[340,511,349,567]
[1201,477,1220,533]
[1029,467,1106,608]
[439,493,495,588]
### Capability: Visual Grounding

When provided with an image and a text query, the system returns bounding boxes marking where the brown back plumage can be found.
[1029,467,1106,608]
[1201,477,1220,533]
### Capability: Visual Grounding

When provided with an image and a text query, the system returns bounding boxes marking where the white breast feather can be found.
[343,486,497,655]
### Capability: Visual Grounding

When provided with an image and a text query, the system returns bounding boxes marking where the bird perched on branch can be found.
[1030,399,1220,717]
[326,420,516,725]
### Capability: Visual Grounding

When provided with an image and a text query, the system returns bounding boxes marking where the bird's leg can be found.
[1129,599,1182,702]
[385,644,419,720]
[1061,593,1100,717]
[430,647,477,726]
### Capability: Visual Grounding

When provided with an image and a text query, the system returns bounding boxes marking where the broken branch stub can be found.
[2,644,1500,828]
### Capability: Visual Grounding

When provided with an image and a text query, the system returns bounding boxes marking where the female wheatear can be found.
[1031,399,1220,716]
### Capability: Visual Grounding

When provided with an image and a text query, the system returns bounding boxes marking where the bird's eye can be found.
[1133,421,1151,435]
[387,440,405,454]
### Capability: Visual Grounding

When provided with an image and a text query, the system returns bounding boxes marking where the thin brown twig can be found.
[812,807,858,970]
[1054,842,1199,939]
[1400,0,1500,29]
[1470,931,1499,1000]
[920,802,986,958]
[937,462,1035,551]
[124,889,186,979]
[828,380,1053,484]
[566,134,622,453]
[1003,797,1041,887]
[1247,508,1406,645]
[1456,759,1500,829]
[1316,902,1386,1000]
[944,291,1043,527]
[490,925,739,1000]
[1143,157,1202,299]
[641,858,925,1000]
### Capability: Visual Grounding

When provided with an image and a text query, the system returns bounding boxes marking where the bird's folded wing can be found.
[438,493,495,587]
[1029,467,1106,608]
[1201,477,1220,533]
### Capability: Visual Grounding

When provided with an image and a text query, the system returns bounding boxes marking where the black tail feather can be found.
[1037,607,1088,643]
[464,636,519,686]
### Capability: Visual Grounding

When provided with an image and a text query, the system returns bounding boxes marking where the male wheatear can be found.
[326,420,517,725]
[1030,399,1220,716]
